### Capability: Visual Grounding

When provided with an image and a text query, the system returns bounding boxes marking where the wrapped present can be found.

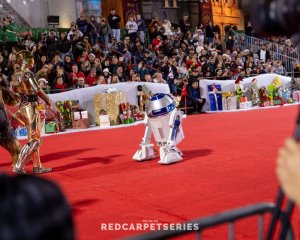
[222,95,237,111]
[292,91,300,102]
[94,92,126,126]
[240,97,248,103]
[45,121,59,134]
[208,84,223,111]
[99,115,110,127]
[72,110,89,129]
[55,100,80,128]
[239,101,253,109]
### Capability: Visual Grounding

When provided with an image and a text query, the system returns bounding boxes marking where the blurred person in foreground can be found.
[0,174,75,240]
[277,138,300,206]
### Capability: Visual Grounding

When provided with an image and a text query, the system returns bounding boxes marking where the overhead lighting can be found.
[6,0,10,3]
[0,3,3,8]
[30,0,34,2]
[23,0,27,5]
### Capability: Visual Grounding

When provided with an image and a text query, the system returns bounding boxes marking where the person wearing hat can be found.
[103,68,111,84]
[38,78,50,94]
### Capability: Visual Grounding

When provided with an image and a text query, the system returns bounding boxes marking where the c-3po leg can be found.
[13,103,52,175]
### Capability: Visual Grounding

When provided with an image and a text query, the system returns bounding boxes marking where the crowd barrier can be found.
[48,82,170,125]
[200,74,292,112]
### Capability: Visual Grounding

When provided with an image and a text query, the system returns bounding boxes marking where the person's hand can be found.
[198,99,203,103]
[276,138,300,205]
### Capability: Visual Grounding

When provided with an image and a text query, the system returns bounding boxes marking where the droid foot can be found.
[159,147,183,164]
[133,144,156,161]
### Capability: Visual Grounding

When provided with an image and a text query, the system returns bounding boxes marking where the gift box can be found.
[45,122,59,134]
[240,97,248,103]
[72,110,89,129]
[292,91,300,102]
[222,95,237,111]
[99,115,110,127]
[239,101,253,109]
[94,92,126,126]
[208,84,223,111]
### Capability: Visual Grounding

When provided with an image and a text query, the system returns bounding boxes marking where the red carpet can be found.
[1,106,300,239]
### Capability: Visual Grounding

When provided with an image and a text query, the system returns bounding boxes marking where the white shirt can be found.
[260,50,266,63]
[125,21,138,34]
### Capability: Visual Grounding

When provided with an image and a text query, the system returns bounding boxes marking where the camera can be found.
[248,0,300,36]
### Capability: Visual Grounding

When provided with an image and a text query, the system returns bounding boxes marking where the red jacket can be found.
[70,71,85,85]
[85,74,98,86]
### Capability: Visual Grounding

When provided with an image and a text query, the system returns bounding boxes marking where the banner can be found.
[201,1,213,28]
[122,0,141,21]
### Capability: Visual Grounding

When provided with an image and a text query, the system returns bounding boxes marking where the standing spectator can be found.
[225,25,235,52]
[55,65,71,87]
[245,21,254,44]
[99,18,111,47]
[153,72,166,83]
[59,32,72,60]
[149,16,161,40]
[162,19,172,36]
[46,30,59,61]
[86,15,100,46]
[206,21,215,47]
[179,14,190,35]
[108,9,121,42]
[257,44,271,63]
[76,13,88,33]
[136,14,146,43]
[125,15,138,43]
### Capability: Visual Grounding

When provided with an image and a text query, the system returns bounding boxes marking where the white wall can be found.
[47,0,77,28]
[8,0,77,28]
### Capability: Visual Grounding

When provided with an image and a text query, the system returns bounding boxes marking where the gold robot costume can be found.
[12,50,52,175]
[0,86,21,165]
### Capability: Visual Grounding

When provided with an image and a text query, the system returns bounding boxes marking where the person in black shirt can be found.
[108,9,121,42]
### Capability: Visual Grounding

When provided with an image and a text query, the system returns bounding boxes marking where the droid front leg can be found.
[158,111,184,165]
[133,124,157,161]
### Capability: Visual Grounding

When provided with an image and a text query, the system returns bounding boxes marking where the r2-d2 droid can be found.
[133,93,184,164]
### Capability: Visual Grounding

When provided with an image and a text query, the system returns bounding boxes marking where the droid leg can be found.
[158,111,184,164]
[13,103,51,175]
[133,125,156,161]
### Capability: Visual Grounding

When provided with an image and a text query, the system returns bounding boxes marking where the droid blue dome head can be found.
[146,93,175,118]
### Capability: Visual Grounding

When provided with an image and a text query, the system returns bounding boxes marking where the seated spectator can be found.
[85,68,98,86]
[36,64,49,81]
[74,76,88,88]
[53,76,68,92]
[81,60,91,76]
[185,80,206,113]
[38,78,50,94]
[116,66,127,82]
[153,72,166,83]
[111,75,120,84]
[96,75,106,85]
[63,55,74,73]
[0,174,75,240]
[103,68,111,84]
[70,64,85,85]
[144,73,153,82]
[56,65,71,87]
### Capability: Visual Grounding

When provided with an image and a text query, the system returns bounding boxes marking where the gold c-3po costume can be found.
[12,50,52,175]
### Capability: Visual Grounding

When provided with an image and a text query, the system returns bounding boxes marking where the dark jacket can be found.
[108,14,121,29]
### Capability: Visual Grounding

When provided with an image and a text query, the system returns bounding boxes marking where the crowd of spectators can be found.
[0,10,298,96]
